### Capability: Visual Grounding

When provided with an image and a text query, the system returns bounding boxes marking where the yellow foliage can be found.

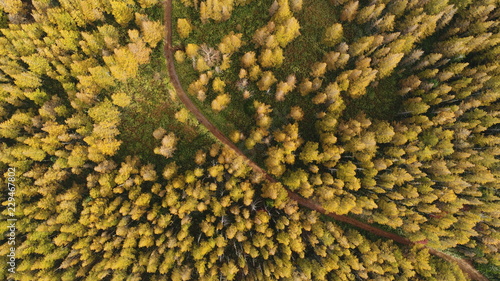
[138,0,160,8]
[109,47,139,81]
[211,93,231,112]
[140,20,164,48]
[177,18,193,39]
[1,0,23,14]
[110,1,134,26]
[111,92,131,107]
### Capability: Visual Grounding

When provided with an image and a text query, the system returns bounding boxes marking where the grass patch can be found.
[281,0,339,79]
[343,75,403,120]
[117,51,214,168]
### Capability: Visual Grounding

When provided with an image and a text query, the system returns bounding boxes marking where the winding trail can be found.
[162,1,488,280]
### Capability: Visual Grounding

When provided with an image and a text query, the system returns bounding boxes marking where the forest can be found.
[0,0,499,280]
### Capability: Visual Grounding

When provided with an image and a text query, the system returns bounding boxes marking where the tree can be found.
[253,22,275,46]
[275,80,294,101]
[298,79,313,95]
[249,64,262,81]
[356,4,378,24]
[257,71,277,91]
[12,72,42,89]
[289,106,304,121]
[290,0,303,12]
[241,51,257,68]
[376,53,404,79]
[111,92,131,108]
[373,14,396,32]
[21,54,51,76]
[275,17,301,48]
[154,132,178,158]
[310,62,327,77]
[372,121,395,143]
[340,1,359,22]
[140,20,163,48]
[349,36,375,57]
[272,0,292,24]
[108,47,139,81]
[177,18,193,39]
[110,1,134,26]
[211,94,231,112]
[403,97,430,115]
[218,32,243,54]
[212,77,226,94]
[1,0,24,14]
[259,47,284,68]
[323,23,343,47]
[299,142,320,164]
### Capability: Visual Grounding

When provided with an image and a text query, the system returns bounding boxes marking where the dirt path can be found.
[162,1,488,280]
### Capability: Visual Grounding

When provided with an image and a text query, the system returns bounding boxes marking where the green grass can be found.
[343,75,403,121]
[281,0,339,79]
[117,51,214,168]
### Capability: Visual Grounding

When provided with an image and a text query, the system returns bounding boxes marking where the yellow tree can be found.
[177,18,193,39]
[108,46,139,81]
[275,17,301,48]
[340,0,359,22]
[323,23,343,47]
[241,51,257,68]
[211,94,231,112]
[140,20,163,48]
[257,71,277,91]
[376,53,404,79]
[110,1,134,26]
[272,0,292,24]
[154,132,178,158]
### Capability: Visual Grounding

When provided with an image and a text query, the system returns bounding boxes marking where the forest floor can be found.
[163,1,489,280]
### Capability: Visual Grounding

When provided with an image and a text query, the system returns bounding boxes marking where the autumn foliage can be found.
[1,0,499,280]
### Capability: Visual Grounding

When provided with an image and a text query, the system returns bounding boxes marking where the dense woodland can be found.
[0,0,499,280]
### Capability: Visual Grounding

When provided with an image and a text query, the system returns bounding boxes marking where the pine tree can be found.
[376,53,404,79]
[340,1,359,22]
